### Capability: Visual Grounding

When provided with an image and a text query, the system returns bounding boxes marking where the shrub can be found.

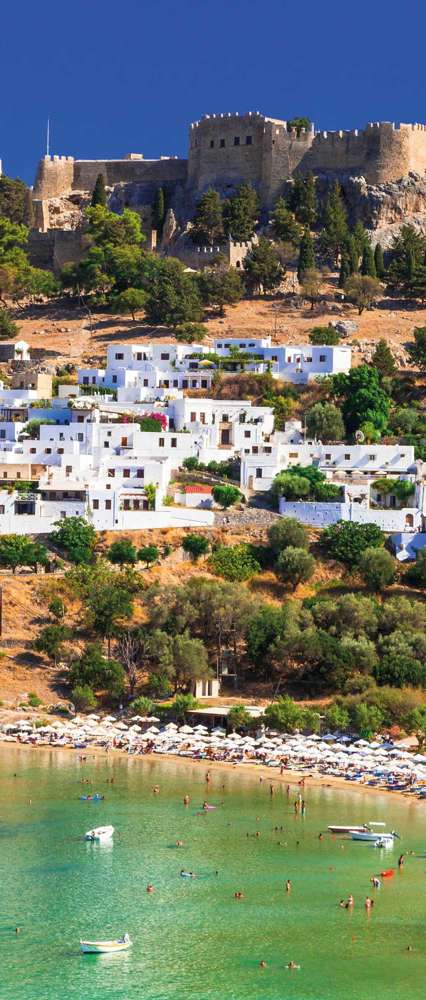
[268,517,309,555]
[227,705,253,732]
[138,545,159,567]
[71,685,97,710]
[130,695,154,716]
[322,521,384,567]
[309,325,340,345]
[27,692,43,708]
[174,323,206,343]
[275,546,315,589]
[359,548,396,593]
[0,309,18,339]
[182,533,210,560]
[212,484,242,508]
[182,457,200,471]
[52,516,96,565]
[107,539,138,565]
[48,597,66,620]
[324,703,350,731]
[209,543,260,582]
[405,549,426,589]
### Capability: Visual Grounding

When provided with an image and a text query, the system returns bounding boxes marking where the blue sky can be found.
[1,0,425,184]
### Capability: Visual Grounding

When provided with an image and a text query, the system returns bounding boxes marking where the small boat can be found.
[180,870,197,878]
[328,825,369,834]
[85,825,114,842]
[80,933,131,954]
[80,794,104,802]
[374,836,394,848]
[351,829,399,842]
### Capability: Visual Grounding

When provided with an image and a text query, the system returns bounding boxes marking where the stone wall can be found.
[34,154,187,200]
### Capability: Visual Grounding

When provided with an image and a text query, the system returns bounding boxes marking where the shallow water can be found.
[0,746,425,1000]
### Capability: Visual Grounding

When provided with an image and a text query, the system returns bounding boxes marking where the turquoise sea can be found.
[0,746,425,1000]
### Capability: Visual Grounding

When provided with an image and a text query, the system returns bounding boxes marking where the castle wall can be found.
[34,155,187,200]
[188,113,267,193]
[33,156,75,199]
[261,121,314,205]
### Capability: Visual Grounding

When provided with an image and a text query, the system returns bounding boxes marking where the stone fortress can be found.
[29,111,426,268]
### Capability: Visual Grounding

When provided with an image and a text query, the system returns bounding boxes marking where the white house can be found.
[241,441,416,493]
[213,338,351,383]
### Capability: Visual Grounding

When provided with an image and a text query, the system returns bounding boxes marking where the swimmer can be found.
[347,894,354,907]
[318,833,323,841]
[259,960,267,969]
[370,876,381,889]
[146,884,154,893]
[183,795,190,806]
[15,927,21,934]
[285,879,292,892]
[287,961,299,970]
[153,785,160,794]
[176,840,184,848]
[365,896,374,910]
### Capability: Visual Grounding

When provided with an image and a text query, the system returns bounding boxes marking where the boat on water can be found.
[80,933,131,954]
[80,794,104,802]
[351,829,399,842]
[328,821,385,835]
[85,825,114,842]
[374,836,394,848]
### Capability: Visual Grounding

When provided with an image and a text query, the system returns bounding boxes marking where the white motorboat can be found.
[85,825,114,842]
[80,933,131,954]
[374,836,394,848]
[328,824,369,834]
[351,829,399,842]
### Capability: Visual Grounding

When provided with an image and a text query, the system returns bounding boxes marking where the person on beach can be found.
[205,771,211,784]
[301,800,306,816]
[270,785,275,796]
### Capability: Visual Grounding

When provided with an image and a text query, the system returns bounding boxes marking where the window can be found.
[30,447,36,454]
[136,352,143,360]
[57,448,64,455]
[112,375,117,384]
[171,438,177,448]
[123,469,130,478]
[136,468,144,478]
[325,453,331,460]
[222,414,228,423]
[182,379,188,389]
[173,379,179,387]
[160,352,170,361]
[345,453,350,460]
[65,466,72,474]
[121,437,128,446]
[190,412,196,422]
[0,431,4,439]
[143,379,148,387]
[256,468,262,478]
[272,355,278,362]
[77,433,84,442]
[289,452,298,458]
[264,447,271,454]
[105,499,112,510]
[103,441,109,448]
[252,446,259,455]
[2,472,6,478]
[234,136,240,146]
[244,430,250,439]
[210,139,214,148]
[0,505,4,515]
[93,499,99,510]
[45,448,52,454]
[115,352,124,360]
[369,454,376,461]
[83,377,89,385]
[159,438,165,447]
[217,343,222,348]
[77,416,84,423]
[16,471,21,479]
[108,469,115,478]
[319,355,326,363]
[220,138,225,148]
[246,135,252,145]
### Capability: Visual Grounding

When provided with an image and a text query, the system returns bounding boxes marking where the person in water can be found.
[285,879,292,892]
[398,853,405,869]
[183,795,190,806]
[371,876,381,889]
[176,840,184,848]
[146,884,154,893]
[365,897,374,910]
[259,960,267,969]
[153,785,160,794]
[287,961,299,970]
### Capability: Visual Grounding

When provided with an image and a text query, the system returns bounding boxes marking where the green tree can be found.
[322,521,384,567]
[297,228,315,281]
[405,549,426,589]
[264,696,303,733]
[319,182,348,266]
[0,309,19,338]
[288,174,317,227]
[324,703,350,731]
[268,517,309,555]
[174,322,207,342]
[0,176,29,224]
[276,546,315,589]
[359,548,396,593]
[309,325,340,345]
[212,484,242,508]
[144,257,203,327]
[387,225,426,294]
[306,402,345,441]
[197,266,242,315]
[243,238,283,294]
[374,242,385,279]
[223,183,259,241]
[407,327,426,371]
[191,188,224,245]
[72,684,97,710]
[112,287,146,321]
[152,187,165,235]
[182,534,210,560]
[91,173,107,207]
[271,465,341,504]
[0,535,48,573]
[85,205,144,248]
[332,364,390,434]
[172,692,199,721]
[130,694,155,715]
[210,543,260,582]
[138,545,159,567]
[53,516,96,564]
[287,117,311,135]
[107,539,138,565]
[360,241,376,277]
[34,624,71,665]
[23,189,35,229]
[271,198,301,246]
[345,273,382,314]
[48,597,66,620]
[372,339,396,378]
[227,704,253,732]
[69,643,124,698]
[351,702,384,739]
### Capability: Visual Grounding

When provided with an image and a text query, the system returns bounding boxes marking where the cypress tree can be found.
[191,188,224,245]
[319,182,348,266]
[152,187,165,235]
[23,188,35,229]
[372,339,396,378]
[289,173,317,227]
[91,173,107,207]
[339,256,350,288]
[374,242,385,279]
[352,220,367,258]
[361,241,376,277]
[297,229,315,282]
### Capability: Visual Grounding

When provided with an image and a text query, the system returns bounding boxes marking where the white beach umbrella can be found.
[179,725,194,734]
[147,716,160,723]
[104,715,117,723]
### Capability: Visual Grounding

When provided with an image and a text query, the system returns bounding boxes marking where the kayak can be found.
[80,794,103,802]
[80,933,131,954]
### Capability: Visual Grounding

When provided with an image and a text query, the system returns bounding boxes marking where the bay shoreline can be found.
[1,739,424,805]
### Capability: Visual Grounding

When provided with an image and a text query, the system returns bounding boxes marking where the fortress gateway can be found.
[33,112,426,220]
